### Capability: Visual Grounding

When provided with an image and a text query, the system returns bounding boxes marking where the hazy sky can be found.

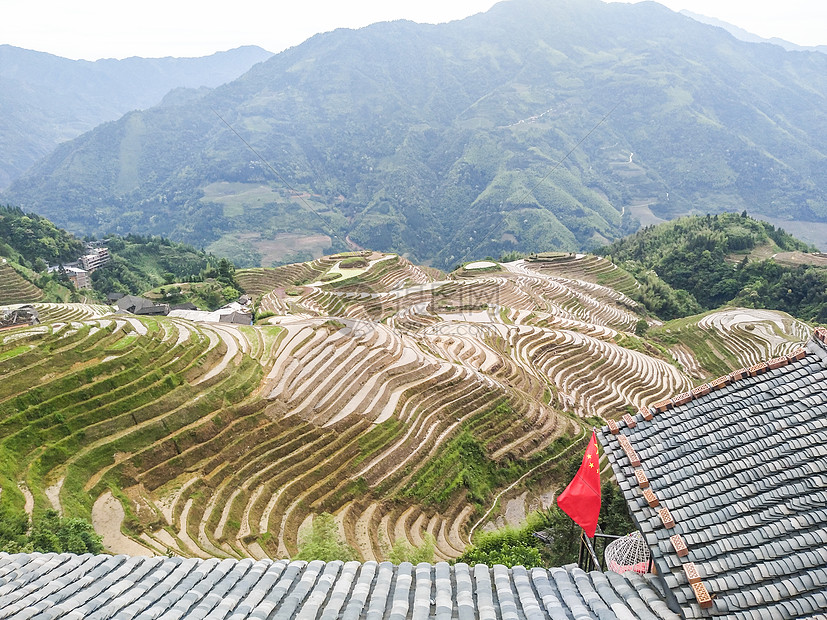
[1,0,823,61]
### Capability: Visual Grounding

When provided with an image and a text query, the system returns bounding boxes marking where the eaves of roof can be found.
[0,553,680,619]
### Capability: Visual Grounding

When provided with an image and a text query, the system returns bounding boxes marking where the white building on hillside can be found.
[79,247,110,271]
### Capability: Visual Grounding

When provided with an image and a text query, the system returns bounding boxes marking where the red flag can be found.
[557,430,601,537]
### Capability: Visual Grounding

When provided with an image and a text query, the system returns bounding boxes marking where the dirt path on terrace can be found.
[124,317,147,336]
[504,492,528,527]
[178,499,210,558]
[196,327,237,384]
[354,503,381,561]
[18,483,33,516]
[670,344,705,380]
[449,505,474,552]
[92,491,154,556]
[44,478,64,513]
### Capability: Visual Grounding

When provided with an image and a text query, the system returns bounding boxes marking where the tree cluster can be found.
[89,236,242,309]
[293,512,357,562]
[0,205,84,269]
[0,507,103,555]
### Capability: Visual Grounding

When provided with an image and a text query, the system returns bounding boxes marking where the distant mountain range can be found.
[3,0,827,268]
[0,45,273,188]
[680,11,827,55]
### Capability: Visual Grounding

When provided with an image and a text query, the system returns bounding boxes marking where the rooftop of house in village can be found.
[114,294,169,316]
[599,327,827,619]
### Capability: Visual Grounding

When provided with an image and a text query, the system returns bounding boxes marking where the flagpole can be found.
[582,529,601,570]
[583,426,602,570]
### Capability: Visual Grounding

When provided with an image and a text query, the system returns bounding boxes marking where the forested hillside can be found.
[0,205,83,269]
[0,206,240,307]
[600,213,827,321]
[5,0,827,269]
[0,206,82,304]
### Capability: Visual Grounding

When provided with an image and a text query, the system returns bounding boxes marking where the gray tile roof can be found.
[598,331,827,619]
[0,553,679,619]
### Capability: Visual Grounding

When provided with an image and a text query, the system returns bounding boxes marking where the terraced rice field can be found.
[0,252,811,562]
[526,253,642,303]
[0,262,43,305]
[653,307,810,378]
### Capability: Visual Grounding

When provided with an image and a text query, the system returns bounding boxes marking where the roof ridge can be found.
[601,423,714,612]
[607,332,821,436]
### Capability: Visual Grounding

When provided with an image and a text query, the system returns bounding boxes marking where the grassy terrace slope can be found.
[0,261,43,305]
[0,251,811,562]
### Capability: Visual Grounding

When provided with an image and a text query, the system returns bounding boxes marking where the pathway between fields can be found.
[468,423,587,541]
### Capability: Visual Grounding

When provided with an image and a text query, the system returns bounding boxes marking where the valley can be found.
[0,251,809,562]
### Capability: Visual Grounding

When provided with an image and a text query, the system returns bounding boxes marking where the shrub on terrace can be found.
[0,506,29,552]
[293,512,357,562]
[387,534,436,564]
[339,257,368,268]
[29,510,104,554]
[457,510,551,568]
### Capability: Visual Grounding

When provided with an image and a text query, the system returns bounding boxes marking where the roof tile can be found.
[599,332,827,619]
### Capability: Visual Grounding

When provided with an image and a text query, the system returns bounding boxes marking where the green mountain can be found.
[600,212,827,322]
[4,0,827,269]
[0,45,273,188]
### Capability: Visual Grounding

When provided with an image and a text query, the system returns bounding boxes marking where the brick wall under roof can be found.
[599,332,827,619]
